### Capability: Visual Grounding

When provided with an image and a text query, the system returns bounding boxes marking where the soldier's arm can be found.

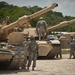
[36,43,39,56]
[44,21,48,30]
[36,22,39,34]
[27,41,31,52]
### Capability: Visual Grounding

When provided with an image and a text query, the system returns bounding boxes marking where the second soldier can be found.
[27,36,39,71]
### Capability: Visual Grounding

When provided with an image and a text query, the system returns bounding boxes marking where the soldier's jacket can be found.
[68,39,75,51]
[36,20,47,34]
[28,40,38,53]
[68,39,75,47]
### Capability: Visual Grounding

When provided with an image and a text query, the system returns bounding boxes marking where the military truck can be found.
[0,3,58,70]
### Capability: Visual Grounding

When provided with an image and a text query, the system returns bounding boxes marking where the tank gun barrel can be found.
[46,19,75,33]
[29,3,58,19]
[1,3,58,32]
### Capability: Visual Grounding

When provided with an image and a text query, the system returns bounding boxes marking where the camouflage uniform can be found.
[68,35,75,59]
[36,17,47,40]
[27,36,38,70]
[56,34,62,58]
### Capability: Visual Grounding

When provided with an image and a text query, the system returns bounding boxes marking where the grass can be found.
[62,49,70,54]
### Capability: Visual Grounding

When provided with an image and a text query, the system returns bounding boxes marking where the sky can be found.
[0,0,75,17]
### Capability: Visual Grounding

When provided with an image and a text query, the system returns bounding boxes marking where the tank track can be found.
[47,44,60,59]
[8,45,26,70]
[0,44,26,70]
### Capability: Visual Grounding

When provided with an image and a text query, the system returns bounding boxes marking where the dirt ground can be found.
[0,54,75,75]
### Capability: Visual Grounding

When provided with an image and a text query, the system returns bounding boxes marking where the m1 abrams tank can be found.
[0,32,27,70]
[0,3,58,70]
[24,19,75,59]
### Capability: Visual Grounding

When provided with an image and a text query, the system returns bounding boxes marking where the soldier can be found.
[56,34,62,58]
[6,16,11,25]
[68,34,75,59]
[27,36,39,71]
[36,17,47,40]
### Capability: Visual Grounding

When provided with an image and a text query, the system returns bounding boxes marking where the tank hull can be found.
[0,50,13,61]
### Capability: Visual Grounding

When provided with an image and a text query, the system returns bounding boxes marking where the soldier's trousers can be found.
[56,46,62,58]
[27,52,37,68]
[70,47,75,58]
[38,29,45,40]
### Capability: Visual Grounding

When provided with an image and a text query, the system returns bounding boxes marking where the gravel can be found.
[0,54,75,75]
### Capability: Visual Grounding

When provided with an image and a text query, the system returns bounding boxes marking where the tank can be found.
[0,32,27,70]
[23,19,75,59]
[23,28,60,59]
[0,3,58,70]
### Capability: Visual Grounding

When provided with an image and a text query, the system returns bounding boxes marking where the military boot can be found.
[27,67,29,70]
[32,67,34,71]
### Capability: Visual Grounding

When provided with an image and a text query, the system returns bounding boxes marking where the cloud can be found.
[52,0,75,16]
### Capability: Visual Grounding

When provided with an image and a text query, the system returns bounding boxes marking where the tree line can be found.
[0,1,75,31]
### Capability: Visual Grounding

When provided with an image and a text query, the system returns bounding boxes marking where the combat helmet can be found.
[40,17,43,20]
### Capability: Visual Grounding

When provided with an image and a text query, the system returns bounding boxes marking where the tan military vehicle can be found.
[23,19,75,59]
[0,3,58,70]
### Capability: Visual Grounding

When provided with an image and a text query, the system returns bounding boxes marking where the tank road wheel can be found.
[47,44,60,59]
[14,49,25,70]
[8,55,20,70]
[0,61,10,70]
[8,45,26,70]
